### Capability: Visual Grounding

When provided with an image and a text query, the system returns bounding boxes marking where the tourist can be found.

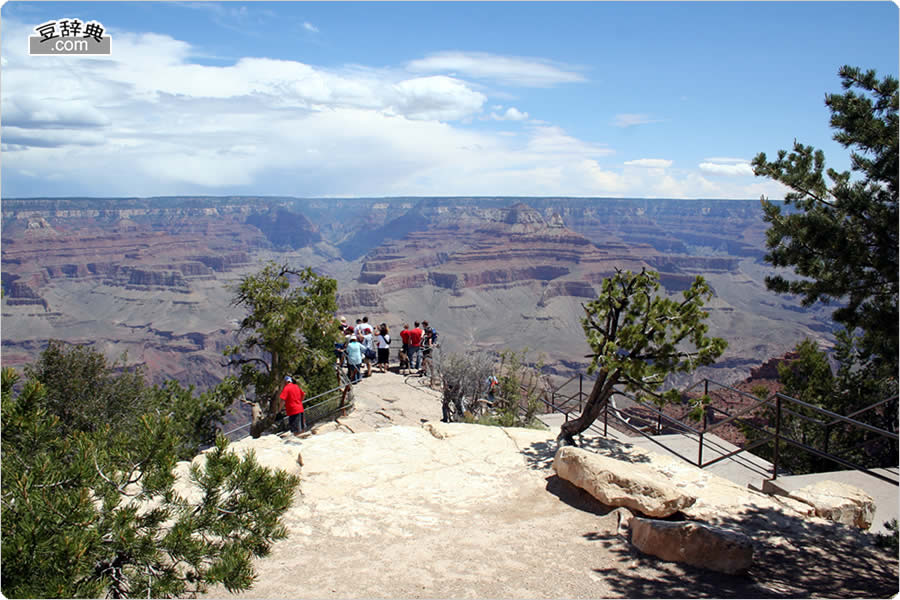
[362,328,376,377]
[355,316,373,337]
[280,375,306,435]
[346,334,364,383]
[408,321,424,372]
[421,320,435,374]
[376,323,391,373]
[399,322,411,374]
[486,373,499,405]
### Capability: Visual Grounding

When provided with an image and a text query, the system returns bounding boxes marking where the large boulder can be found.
[552,446,695,517]
[787,480,876,529]
[630,517,754,575]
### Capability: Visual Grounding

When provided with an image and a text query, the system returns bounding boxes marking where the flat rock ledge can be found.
[552,445,696,518]
[788,480,876,530]
[630,517,754,575]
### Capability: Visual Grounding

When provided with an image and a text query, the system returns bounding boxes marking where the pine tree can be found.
[558,269,727,446]
[752,65,898,370]
[1,345,299,598]
[749,65,898,474]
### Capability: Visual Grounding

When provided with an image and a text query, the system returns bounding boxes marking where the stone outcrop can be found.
[337,287,384,310]
[630,517,754,575]
[552,446,696,517]
[786,480,876,529]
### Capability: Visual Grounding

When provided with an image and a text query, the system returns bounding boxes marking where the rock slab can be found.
[787,480,876,530]
[630,517,754,575]
[552,446,695,517]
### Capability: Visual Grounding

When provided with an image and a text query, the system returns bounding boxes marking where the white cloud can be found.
[699,161,754,176]
[4,97,111,129]
[525,125,613,158]
[391,76,486,121]
[624,158,672,169]
[491,107,529,121]
[407,51,586,87]
[303,21,319,33]
[703,156,748,164]
[0,19,770,200]
[612,113,662,128]
[2,126,107,147]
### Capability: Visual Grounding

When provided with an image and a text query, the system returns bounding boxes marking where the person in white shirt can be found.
[375,323,391,373]
[362,329,376,377]
[355,315,374,337]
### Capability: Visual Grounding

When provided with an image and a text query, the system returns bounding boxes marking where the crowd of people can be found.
[334,316,439,383]
[277,316,440,436]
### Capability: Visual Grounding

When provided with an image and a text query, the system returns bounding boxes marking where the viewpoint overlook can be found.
[182,372,897,599]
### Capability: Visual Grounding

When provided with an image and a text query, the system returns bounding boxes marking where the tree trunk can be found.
[250,386,284,438]
[557,369,619,446]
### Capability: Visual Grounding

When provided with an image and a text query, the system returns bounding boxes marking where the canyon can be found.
[1,196,835,395]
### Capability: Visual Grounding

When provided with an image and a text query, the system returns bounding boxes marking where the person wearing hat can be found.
[280,375,306,435]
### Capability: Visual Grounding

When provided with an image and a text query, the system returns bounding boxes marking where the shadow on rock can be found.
[519,435,652,472]
[544,474,619,517]
[583,501,898,598]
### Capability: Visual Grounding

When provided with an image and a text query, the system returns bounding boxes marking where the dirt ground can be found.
[199,372,898,599]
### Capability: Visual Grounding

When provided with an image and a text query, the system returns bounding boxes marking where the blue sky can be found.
[2,1,897,199]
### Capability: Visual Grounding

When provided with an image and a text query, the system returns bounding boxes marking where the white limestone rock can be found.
[787,480,876,529]
[630,517,754,575]
[552,446,696,518]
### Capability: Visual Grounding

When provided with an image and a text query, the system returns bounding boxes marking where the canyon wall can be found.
[2,196,834,392]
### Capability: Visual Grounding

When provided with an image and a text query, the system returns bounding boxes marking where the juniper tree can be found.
[225,261,341,437]
[752,65,898,371]
[558,269,726,446]
[1,346,298,598]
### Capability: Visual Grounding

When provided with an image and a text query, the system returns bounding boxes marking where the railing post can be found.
[578,374,583,413]
[698,404,706,467]
[603,397,608,437]
[773,394,782,480]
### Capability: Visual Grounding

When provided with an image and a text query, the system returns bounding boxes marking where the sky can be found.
[1,1,897,199]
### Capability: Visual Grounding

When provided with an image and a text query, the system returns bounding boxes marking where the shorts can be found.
[288,412,306,433]
[377,348,390,364]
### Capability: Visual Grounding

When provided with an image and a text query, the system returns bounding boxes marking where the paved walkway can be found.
[538,412,899,535]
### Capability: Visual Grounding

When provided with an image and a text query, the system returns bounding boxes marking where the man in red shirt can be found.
[408,321,424,371]
[280,375,306,435]
[399,323,412,373]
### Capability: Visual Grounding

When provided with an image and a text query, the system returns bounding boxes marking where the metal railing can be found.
[544,374,899,485]
[220,368,355,443]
